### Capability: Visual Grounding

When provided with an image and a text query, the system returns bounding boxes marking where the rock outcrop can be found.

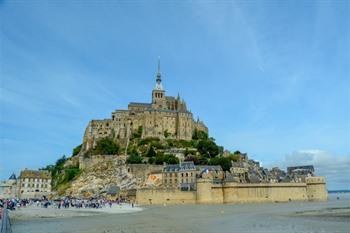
[62,156,163,198]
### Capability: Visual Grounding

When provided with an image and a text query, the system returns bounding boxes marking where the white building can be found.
[18,169,52,199]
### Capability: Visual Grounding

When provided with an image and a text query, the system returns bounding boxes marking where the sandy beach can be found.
[10,204,142,221]
[10,193,350,233]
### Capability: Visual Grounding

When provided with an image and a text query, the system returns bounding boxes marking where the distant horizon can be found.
[1,1,349,190]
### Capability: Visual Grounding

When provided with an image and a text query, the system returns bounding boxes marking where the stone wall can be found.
[127,164,164,187]
[136,188,196,205]
[222,182,308,203]
[136,176,327,205]
[306,177,328,201]
[79,155,126,170]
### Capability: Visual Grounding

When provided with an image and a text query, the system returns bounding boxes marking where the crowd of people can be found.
[0,196,135,214]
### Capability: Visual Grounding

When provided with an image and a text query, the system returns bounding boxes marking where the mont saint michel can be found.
[81,60,207,154]
[1,1,349,233]
[1,62,328,204]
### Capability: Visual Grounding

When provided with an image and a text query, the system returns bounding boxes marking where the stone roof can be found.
[164,161,196,172]
[129,102,152,106]
[197,165,223,172]
[165,96,176,100]
[9,173,16,180]
[287,165,314,175]
[19,169,51,179]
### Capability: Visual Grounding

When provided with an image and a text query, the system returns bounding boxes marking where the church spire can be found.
[156,57,161,83]
[154,57,163,90]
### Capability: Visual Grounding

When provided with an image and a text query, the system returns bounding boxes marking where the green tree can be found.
[64,167,81,182]
[146,146,157,157]
[164,154,179,164]
[197,140,219,157]
[192,129,208,140]
[127,146,139,156]
[132,126,143,139]
[154,153,179,165]
[228,153,240,162]
[209,157,232,171]
[55,155,67,169]
[148,157,155,164]
[164,130,170,138]
[138,137,160,146]
[72,144,82,156]
[93,138,119,155]
[126,154,143,164]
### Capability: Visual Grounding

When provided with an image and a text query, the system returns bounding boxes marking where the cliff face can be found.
[62,156,163,198]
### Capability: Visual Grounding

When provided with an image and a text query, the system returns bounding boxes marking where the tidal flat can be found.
[11,194,350,233]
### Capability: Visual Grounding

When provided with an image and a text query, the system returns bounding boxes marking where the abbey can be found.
[81,61,208,152]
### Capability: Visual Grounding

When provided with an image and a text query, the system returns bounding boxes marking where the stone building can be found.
[162,162,224,191]
[18,169,52,199]
[81,61,208,153]
[287,165,315,182]
[196,165,224,181]
[163,161,197,190]
[0,174,18,199]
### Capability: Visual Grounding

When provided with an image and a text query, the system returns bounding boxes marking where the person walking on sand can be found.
[109,201,112,208]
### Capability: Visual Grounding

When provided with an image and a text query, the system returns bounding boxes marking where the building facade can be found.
[163,161,197,190]
[0,174,18,199]
[162,161,224,191]
[81,61,208,153]
[18,169,52,199]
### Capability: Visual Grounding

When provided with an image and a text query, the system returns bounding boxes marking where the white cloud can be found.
[270,150,350,190]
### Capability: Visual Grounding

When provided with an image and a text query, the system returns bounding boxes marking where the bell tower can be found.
[152,58,166,109]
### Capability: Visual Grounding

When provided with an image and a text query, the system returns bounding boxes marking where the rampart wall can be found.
[136,188,196,204]
[136,177,327,205]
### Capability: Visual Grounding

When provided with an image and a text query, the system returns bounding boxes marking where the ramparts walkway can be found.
[0,205,12,233]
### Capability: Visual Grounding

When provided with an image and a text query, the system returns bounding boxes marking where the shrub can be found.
[209,157,232,171]
[132,126,143,139]
[72,144,82,156]
[126,154,143,164]
[93,138,119,155]
[192,129,208,140]
[197,140,219,157]
[146,146,157,157]
[154,153,179,165]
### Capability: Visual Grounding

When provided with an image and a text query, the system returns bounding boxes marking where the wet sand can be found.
[11,194,350,233]
[10,204,142,220]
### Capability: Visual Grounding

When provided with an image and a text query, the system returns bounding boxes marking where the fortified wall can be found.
[136,176,327,205]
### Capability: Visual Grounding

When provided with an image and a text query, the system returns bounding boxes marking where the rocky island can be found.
[34,62,328,205]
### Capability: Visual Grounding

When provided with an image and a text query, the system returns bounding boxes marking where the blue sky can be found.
[0,0,349,190]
